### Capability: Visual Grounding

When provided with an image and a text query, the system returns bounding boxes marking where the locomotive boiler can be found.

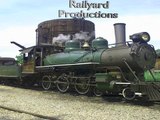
[6,23,160,101]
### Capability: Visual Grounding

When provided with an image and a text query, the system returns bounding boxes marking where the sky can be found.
[0,0,160,58]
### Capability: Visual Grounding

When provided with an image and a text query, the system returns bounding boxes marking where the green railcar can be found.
[0,57,21,83]
[144,70,160,81]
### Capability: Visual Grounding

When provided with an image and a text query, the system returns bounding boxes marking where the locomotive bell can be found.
[82,41,90,48]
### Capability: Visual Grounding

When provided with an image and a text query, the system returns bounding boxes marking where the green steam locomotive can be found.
[0,23,160,102]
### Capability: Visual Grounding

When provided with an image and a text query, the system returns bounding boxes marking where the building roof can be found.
[0,57,15,61]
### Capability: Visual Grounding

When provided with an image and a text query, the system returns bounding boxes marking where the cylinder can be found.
[114,23,126,46]
[36,18,95,46]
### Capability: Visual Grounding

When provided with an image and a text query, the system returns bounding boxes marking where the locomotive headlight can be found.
[130,32,150,43]
[141,32,150,42]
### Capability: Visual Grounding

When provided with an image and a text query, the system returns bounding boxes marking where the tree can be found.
[15,53,23,65]
[156,49,160,58]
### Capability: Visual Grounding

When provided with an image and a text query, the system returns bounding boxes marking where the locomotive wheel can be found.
[74,78,90,95]
[42,76,52,90]
[56,74,69,93]
[93,87,103,97]
[122,88,135,101]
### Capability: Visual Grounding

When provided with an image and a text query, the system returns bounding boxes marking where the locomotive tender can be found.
[1,23,160,102]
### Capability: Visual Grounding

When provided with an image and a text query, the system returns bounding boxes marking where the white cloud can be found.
[94,14,160,49]
[0,14,159,58]
[0,25,36,58]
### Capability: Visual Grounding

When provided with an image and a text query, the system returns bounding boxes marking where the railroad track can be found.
[0,105,59,120]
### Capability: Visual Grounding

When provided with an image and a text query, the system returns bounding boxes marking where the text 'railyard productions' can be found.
[58,0,118,18]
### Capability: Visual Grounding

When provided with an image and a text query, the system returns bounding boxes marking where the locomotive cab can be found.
[21,47,40,74]
[21,45,62,74]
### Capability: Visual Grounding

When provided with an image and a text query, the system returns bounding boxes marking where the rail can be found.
[0,105,59,120]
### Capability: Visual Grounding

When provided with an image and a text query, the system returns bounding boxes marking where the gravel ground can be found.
[0,85,160,120]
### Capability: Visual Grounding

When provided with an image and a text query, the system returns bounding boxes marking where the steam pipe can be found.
[114,23,126,46]
[10,41,26,49]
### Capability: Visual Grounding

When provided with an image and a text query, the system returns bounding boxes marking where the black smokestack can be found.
[114,23,126,46]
